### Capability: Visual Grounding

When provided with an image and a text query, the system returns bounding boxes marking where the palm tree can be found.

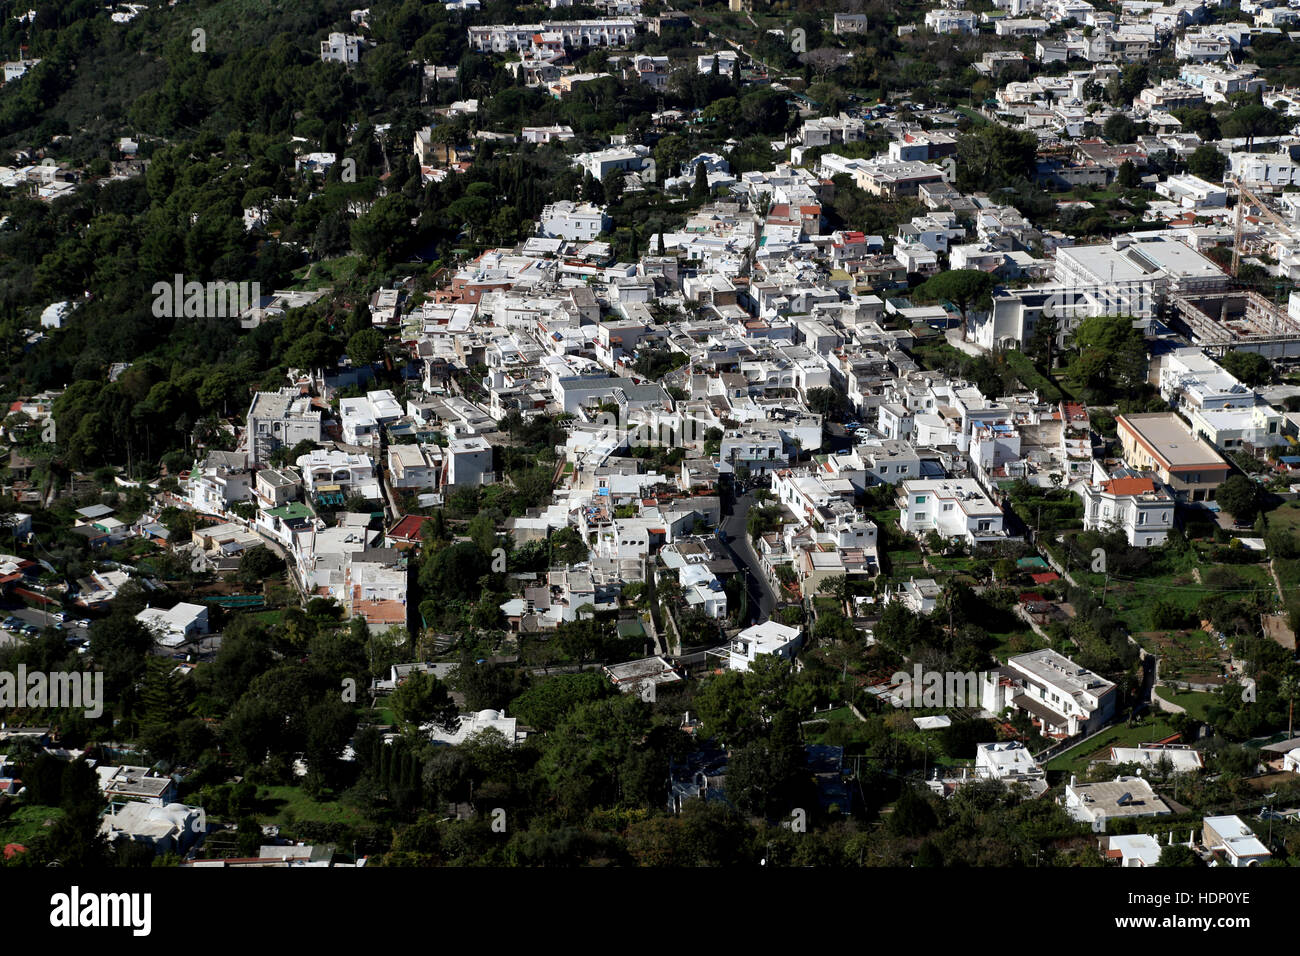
[657,576,684,609]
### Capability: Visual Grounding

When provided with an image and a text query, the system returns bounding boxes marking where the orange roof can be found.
[1102,477,1156,496]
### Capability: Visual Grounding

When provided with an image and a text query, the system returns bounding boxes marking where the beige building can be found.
[1116,412,1229,502]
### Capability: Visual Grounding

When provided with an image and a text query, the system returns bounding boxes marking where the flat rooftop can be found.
[1069,777,1171,817]
[1118,412,1226,469]
[1011,648,1114,696]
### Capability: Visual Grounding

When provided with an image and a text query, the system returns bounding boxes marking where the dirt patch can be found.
[1244,770,1299,792]
[1263,613,1296,652]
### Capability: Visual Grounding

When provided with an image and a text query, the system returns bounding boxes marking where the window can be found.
[915,495,927,504]
[1137,512,1146,525]
[943,503,953,512]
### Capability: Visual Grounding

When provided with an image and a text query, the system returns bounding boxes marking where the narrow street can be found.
[720,490,778,624]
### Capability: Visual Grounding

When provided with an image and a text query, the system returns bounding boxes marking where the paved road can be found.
[720,491,778,624]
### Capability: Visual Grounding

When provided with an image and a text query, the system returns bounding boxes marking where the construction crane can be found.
[1230,174,1296,278]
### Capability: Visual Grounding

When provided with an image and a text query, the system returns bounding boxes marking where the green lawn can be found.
[1275,558,1300,589]
[246,609,287,626]
[0,805,64,846]
[1109,559,1277,634]
[927,554,996,577]
[1154,687,1219,722]
[1221,563,1274,591]
[885,547,926,578]
[1266,500,1300,537]
[802,706,874,746]
[990,627,1044,664]
[291,255,362,291]
[254,786,371,826]
[1045,716,1181,774]
[1108,574,1208,633]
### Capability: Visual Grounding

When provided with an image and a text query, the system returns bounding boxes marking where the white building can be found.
[522,125,576,144]
[101,802,206,855]
[296,448,381,500]
[321,32,362,64]
[135,602,209,646]
[1077,476,1175,547]
[1188,403,1287,457]
[539,200,610,241]
[1062,775,1171,829]
[1154,173,1227,209]
[1109,745,1205,772]
[186,451,253,513]
[446,436,494,487]
[339,397,380,446]
[1105,833,1164,867]
[387,443,444,490]
[1179,63,1266,102]
[897,478,1008,546]
[987,649,1117,737]
[1158,347,1248,412]
[246,390,323,466]
[1203,815,1271,866]
[98,765,178,806]
[974,741,1047,794]
[467,19,638,53]
[697,50,739,73]
[1055,235,1228,297]
[728,620,802,672]
[801,113,866,147]
[426,709,524,746]
[1231,151,1300,189]
[925,8,979,31]
[573,144,653,181]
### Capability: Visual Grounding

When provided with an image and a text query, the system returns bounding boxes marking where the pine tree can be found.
[693,161,709,200]
[138,656,185,734]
